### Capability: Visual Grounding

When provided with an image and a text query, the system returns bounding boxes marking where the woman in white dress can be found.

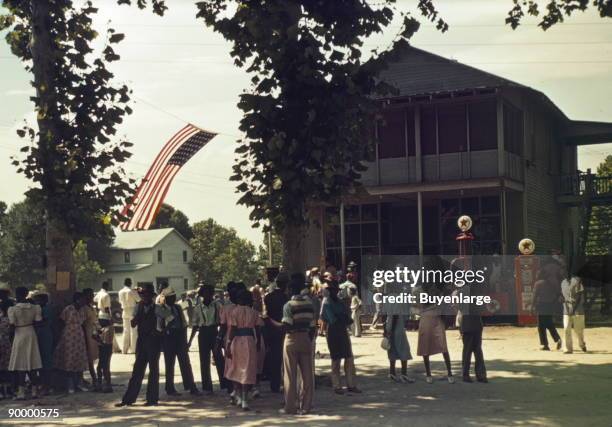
[8,286,42,399]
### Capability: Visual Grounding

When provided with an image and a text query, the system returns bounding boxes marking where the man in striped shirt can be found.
[280,274,316,415]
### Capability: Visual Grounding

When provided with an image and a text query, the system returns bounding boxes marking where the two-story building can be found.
[300,46,612,270]
[100,228,195,292]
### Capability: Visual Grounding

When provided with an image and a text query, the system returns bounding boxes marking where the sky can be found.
[1,0,611,245]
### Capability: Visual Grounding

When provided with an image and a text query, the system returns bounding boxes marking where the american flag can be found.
[120,124,217,231]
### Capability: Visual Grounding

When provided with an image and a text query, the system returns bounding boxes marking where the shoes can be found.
[115,402,132,407]
[400,374,415,384]
[581,344,587,352]
[144,401,158,406]
[279,408,296,415]
[563,350,573,354]
[347,387,362,394]
[333,387,345,395]
[389,374,401,383]
[251,388,260,398]
[463,376,473,383]
[556,340,562,350]
[190,389,202,396]
[425,376,433,384]
[540,345,550,351]
[477,378,488,383]
[241,399,250,411]
[166,390,181,396]
[447,376,455,384]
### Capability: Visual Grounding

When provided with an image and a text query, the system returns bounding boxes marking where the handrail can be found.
[558,172,612,197]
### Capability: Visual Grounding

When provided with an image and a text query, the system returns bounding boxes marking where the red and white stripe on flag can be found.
[120,124,217,231]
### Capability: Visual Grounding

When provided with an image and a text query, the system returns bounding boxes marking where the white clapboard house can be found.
[100,228,195,292]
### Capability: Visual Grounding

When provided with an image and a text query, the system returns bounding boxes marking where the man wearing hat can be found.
[116,284,162,406]
[156,286,201,396]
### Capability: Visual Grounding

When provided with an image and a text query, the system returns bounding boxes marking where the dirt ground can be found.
[1,325,611,427]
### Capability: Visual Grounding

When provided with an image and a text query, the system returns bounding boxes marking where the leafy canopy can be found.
[0,0,166,240]
[196,0,447,231]
[190,218,262,288]
[151,203,194,240]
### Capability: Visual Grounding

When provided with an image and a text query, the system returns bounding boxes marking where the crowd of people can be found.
[0,253,588,415]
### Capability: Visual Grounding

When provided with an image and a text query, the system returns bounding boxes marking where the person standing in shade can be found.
[384,313,414,383]
[32,291,54,395]
[561,273,587,353]
[81,288,101,391]
[157,287,201,396]
[118,278,140,354]
[94,281,112,325]
[270,275,316,415]
[533,258,563,351]
[54,292,89,394]
[8,287,43,399]
[459,286,487,383]
[320,280,361,395]
[97,306,115,393]
[188,284,226,393]
[116,284,162,406]
[225,289,263,411]
[263,273,289,393]
[350,287,362,337]
[0,297,12,399]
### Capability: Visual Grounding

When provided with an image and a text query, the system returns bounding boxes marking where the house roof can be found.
[112,228,188,250]
[379,45,528,98]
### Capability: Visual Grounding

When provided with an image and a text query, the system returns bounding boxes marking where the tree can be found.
[0,198,46,286]
[506,0,612,29]
[1,0,166,304]
[258,230,283,268]
[196,0,447,273]
[73,240,105,290]
[190,218,262,288]
[150,203,194,240]
[586,155,612,256]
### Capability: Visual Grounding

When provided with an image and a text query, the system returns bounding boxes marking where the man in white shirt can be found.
[118,278,140,354]
[94,281,112,321]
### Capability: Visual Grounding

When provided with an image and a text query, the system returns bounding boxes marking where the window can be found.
[325,204,379,266]
[438,104,467,153]
[157,250,163,263]
[469,99,497,151]
[182,250,188,263]
[124,252,130,264]
[420,105,437,155]
[504,102,524,156]
[378,109,406,159]
[184,278,189,290]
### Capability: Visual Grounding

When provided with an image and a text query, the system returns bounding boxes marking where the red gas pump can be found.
[514,238,538,326]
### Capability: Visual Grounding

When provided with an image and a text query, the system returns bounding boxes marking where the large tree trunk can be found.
[281,222,306,276]
[31,2,75,305]
[45,216,75,307]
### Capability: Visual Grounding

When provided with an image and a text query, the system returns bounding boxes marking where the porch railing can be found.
[558,171,612,198]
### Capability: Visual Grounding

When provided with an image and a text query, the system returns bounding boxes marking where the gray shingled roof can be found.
[112,228,177,250]
[379,46,528,98]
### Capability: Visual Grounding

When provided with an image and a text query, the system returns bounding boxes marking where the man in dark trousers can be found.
[116,284,162,406]
[459,284,488,383]
[157,287,201,396]
[188,284,227,393]
[263,272,289,393]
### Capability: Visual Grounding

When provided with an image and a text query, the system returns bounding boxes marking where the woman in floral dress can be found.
[54,292,89,393]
